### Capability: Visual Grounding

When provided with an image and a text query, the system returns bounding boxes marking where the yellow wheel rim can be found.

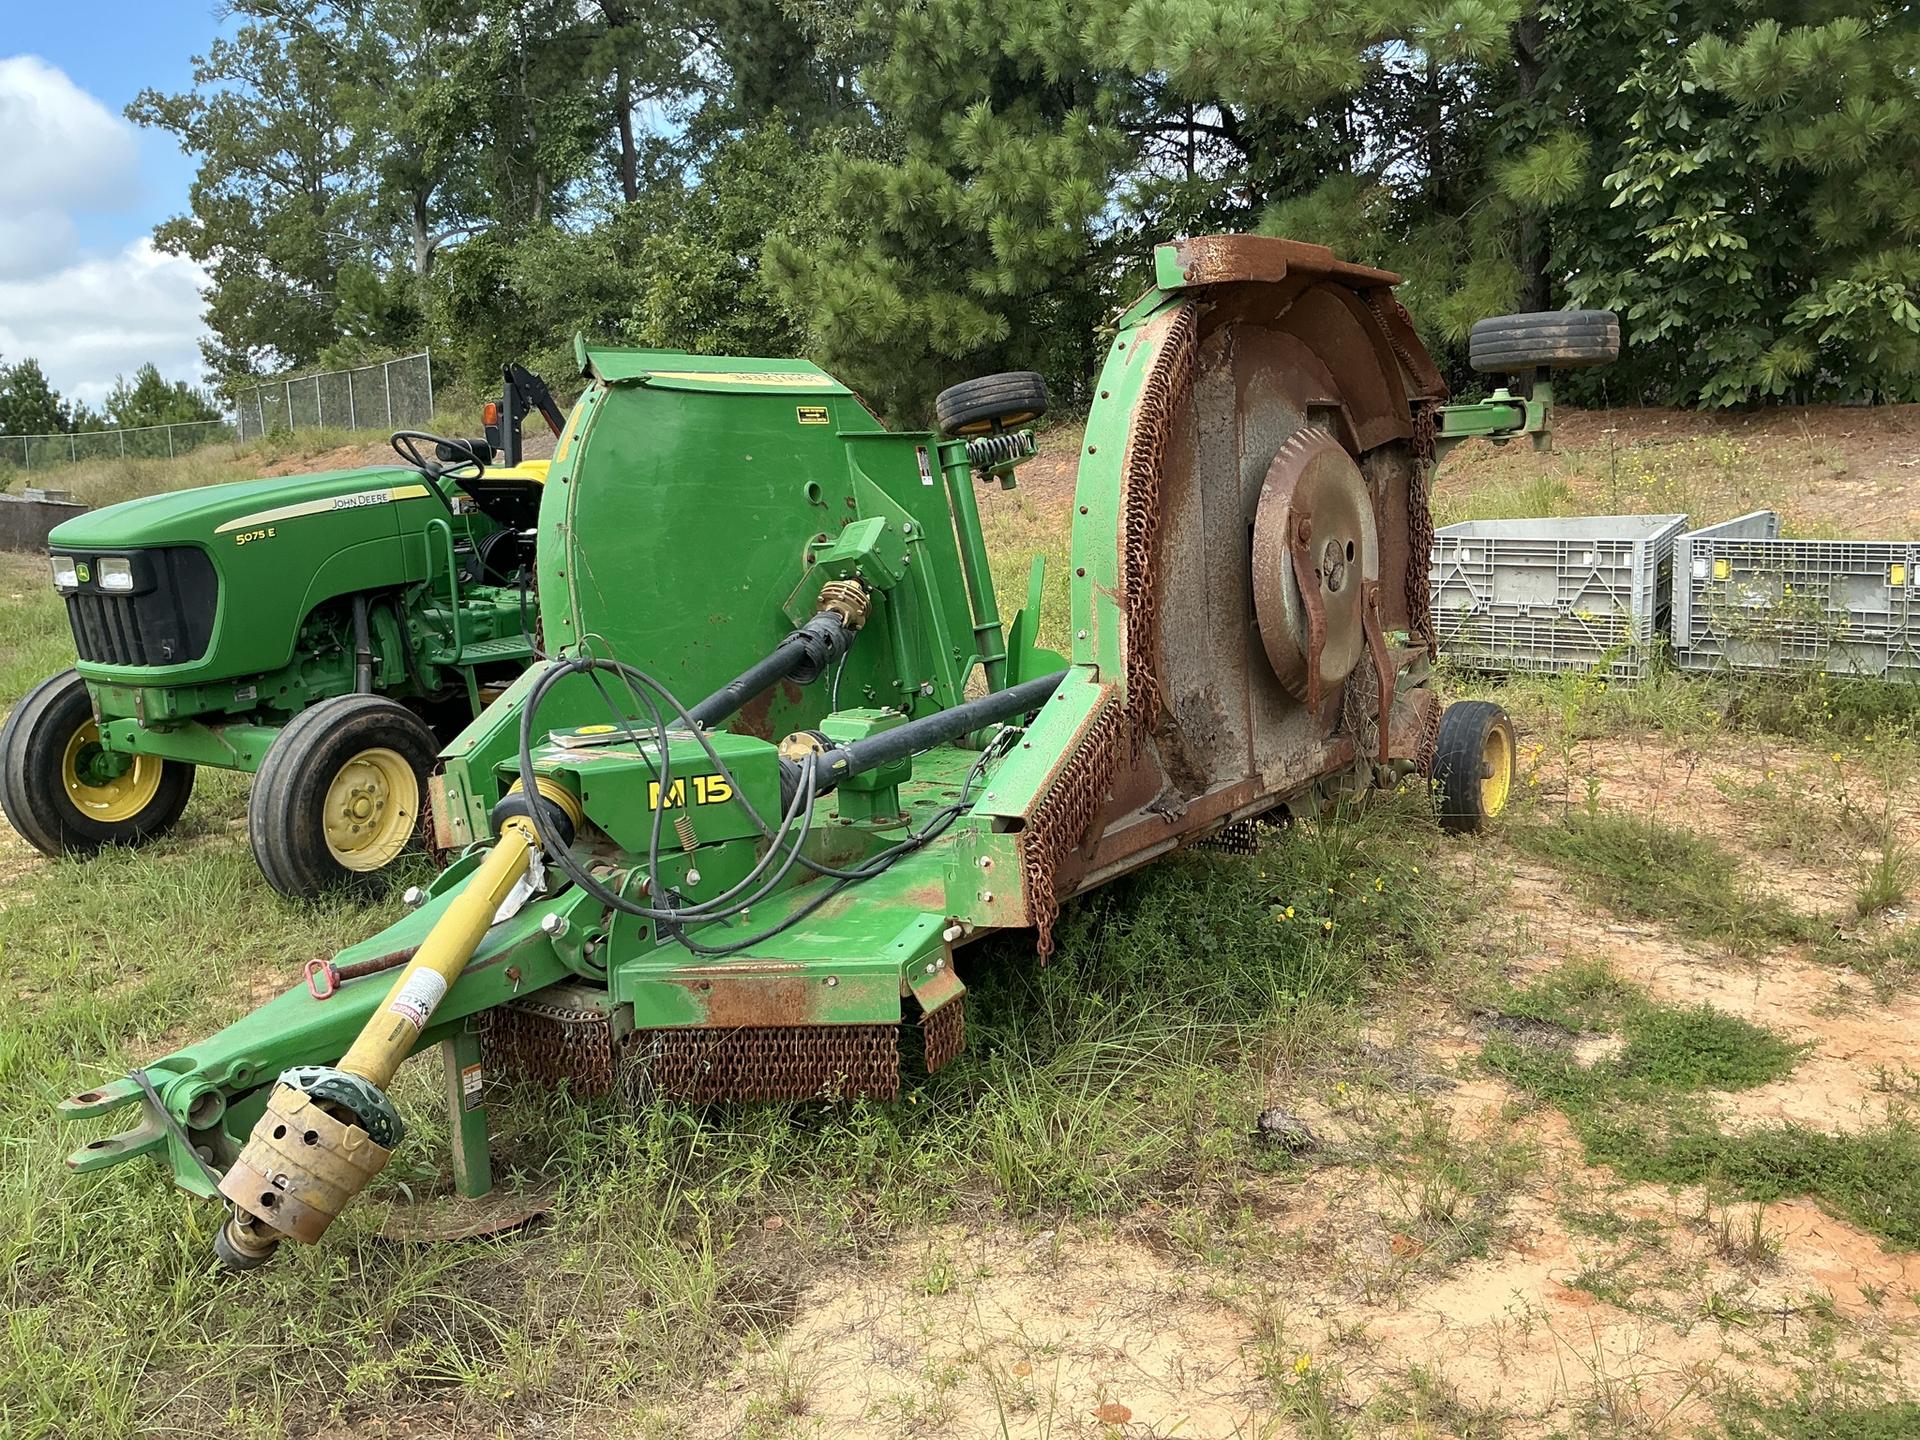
[62,721,163,823]
[322,747,419,871]
[1480,722,1513,818]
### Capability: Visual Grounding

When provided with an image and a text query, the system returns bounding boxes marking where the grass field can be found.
[2,409,1918,1438]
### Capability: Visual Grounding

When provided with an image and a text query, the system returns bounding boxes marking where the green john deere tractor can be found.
[1,366,569,897]
[57,235,1615,1270]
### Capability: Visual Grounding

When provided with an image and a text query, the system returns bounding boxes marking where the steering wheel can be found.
[390,431,490,518]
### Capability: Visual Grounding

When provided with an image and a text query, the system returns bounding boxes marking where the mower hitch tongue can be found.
[60,235,1568,1268]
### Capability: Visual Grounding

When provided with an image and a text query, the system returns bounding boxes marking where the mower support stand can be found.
[440,1026,492,1200]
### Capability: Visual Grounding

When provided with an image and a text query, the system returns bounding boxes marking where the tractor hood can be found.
[47,465,429,551]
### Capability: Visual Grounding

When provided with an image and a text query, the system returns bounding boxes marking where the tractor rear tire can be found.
[0,669,194,856]
[1469,310,1619,374]
[935,371,1049,436]
[249,694,439,898]
[1432,699,1517,834]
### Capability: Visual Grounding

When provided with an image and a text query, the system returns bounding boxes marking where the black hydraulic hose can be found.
[805,670,1066,797]
[685,610,856,730]
[511,652,1063,955]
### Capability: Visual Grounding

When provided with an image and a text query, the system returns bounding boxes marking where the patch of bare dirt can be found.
[255,440,399,476]
[692,1225,1272,1438]
[681,722,1919,1437]
[1488,852,1920,1140]
[1551,405,1920,534]
[691,1073,1917,1438]
[977,422,1082,529]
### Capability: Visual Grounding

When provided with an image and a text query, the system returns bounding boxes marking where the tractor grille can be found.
[61,547,218,667]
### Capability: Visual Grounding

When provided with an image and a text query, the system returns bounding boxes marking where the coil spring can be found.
[964,431,1036,470]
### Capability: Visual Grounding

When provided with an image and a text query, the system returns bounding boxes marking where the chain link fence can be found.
[0,419,235,474]
[232,352,435,441]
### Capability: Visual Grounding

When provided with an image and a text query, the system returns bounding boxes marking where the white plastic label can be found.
[388,968,448,1032]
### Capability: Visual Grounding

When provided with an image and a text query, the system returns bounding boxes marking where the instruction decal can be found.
[388,969,448,1033]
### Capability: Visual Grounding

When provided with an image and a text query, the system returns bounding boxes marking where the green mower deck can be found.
[57,234,1604,1268]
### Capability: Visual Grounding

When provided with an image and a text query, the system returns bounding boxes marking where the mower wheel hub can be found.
[1251,428,1379,706]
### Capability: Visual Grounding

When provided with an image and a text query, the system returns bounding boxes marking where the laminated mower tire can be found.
[249,693,439,897]
[1432,699,1517,834]
[935,371,1049,436]
[0,668,194,855]
[1470,310,1619,373]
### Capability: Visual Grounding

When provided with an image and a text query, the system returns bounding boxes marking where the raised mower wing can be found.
[1013,235,1452,949]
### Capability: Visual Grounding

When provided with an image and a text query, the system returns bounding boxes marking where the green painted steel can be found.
[1433,381,1555,457]
[61,337,1056,1203]
[59,255,1554,1239]
[27,443,554,802]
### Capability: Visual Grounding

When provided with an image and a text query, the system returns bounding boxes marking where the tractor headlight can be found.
[97,557,134,592]
[49,555,78,591]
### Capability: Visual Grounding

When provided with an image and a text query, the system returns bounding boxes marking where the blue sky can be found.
[1,1,228,408]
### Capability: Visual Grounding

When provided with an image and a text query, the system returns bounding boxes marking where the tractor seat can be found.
[456,460,548,531]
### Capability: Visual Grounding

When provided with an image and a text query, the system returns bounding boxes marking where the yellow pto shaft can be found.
[213,779,581,1267]
[338,812,545,1088]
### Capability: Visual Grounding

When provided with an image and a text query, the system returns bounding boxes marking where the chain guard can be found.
[478,992,971,1103]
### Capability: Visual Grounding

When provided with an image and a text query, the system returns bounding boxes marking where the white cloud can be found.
[0,56,138,210]
[0,239,210,410]
[0,56,210,406]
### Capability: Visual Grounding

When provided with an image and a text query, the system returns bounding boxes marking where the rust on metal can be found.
[1017,686,1126,957]
[1253,429,1378,712]
[479,993,620,1092]
[1406,398,1440,658]
[1414,689,1444,776]
[375,1188,555,1244]
[481,990,904,1102]
[1169,234,1402,290]
[626,1024,900,1103]
[1119,300,1199,740]
[663,972,835,1029]
[1358,582,1397,764]
[919,995,965,1074]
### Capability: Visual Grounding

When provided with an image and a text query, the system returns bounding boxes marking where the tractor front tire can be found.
[0,669,194,856]
[935,371,1049,436]
[1469,310,1619,374]
[1432,699,1517,834]
[249,694,439,898]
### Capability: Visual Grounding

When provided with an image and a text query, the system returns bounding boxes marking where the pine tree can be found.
[764,0,1131,418]
[1689,8,1920,401]
[102,366,225,430]
[0,359,78,438]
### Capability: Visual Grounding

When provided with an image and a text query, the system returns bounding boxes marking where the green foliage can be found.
[1507,811,1821,955]
[1482,964,1920,1249]
[127,0,1920,409]
[100,366,223,430]
[130,19,364,382]
[1562,4,1920,406]
[0,358,79,438]
[1724,1391,1920,1440]
[0,753,1459,1431]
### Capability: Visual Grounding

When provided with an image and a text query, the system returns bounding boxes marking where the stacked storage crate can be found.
[1428,514,1688,682]
[1672,511,1920,678]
